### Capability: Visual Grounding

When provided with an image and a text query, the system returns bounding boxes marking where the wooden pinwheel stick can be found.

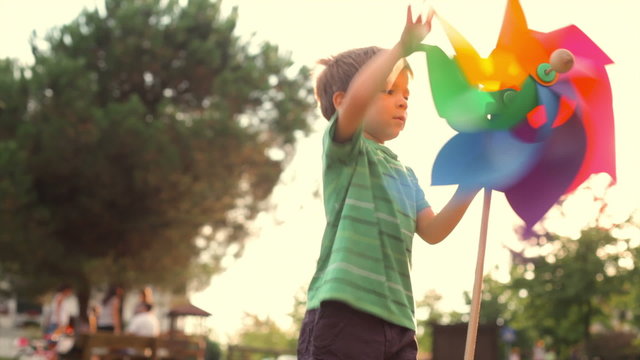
[464,188,492,360]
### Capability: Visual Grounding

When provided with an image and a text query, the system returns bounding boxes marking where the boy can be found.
[298,6,479,360]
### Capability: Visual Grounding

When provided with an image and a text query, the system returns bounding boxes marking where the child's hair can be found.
[315,46,412,120]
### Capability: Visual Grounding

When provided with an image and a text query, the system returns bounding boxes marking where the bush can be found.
[205,339,223,360]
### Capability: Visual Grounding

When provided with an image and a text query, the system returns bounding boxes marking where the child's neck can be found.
[364,131,384,144]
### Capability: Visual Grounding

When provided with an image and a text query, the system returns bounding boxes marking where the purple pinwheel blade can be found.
[504,114,587,228]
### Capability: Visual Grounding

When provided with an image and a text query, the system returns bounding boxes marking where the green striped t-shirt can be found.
[306,114,430,330]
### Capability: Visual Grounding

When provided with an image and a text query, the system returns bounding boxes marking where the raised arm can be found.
[333,6,434,142]
[113,297,122,334]
[416,186,479,244]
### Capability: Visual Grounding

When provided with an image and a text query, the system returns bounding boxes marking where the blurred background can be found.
[1,0,639,359]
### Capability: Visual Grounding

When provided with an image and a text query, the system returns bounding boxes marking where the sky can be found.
[1,0,639,344]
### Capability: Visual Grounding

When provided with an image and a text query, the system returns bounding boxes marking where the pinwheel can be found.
[418,1,615,358]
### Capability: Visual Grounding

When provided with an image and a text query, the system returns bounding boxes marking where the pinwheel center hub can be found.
[535,49,575,85]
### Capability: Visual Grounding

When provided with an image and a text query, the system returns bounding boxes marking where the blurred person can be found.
[132,286,154,315]
[87,304,99,333]
[44,284,79,335]
[97,284,124,333]
[126,302,160,337]
[533,340,546,360]
[509,347,521,360]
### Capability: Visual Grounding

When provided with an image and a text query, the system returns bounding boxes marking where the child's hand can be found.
[399,5,435,56]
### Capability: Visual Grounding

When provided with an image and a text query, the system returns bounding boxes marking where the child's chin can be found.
[386,131,401,141]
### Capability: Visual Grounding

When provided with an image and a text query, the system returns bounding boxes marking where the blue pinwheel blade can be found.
[432,130,542,189]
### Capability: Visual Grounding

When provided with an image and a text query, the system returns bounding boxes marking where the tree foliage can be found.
[417,199,640,358]
[510,228,632,346]
[415,290,444,353]
[484,219,639,358]
[235,313,296,354]
[231,290,305,358]
[0,0,315,302]
[415,282,508,354]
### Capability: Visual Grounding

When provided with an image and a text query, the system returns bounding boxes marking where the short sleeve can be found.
[323,112,364,164]
[126,317,137,333]
[407,167,430,214]
[67,296,80,317]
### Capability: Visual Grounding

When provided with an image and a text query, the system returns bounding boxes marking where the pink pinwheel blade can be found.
[534,25,616,192]
[532,25,613,67]
[565,68,616,192]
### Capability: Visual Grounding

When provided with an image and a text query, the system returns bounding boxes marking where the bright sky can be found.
[2,0,639,344]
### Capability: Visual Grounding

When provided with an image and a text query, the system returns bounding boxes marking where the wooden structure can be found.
[157,336,206,360]
[432,323,499,360]
[77,332,205,360]
[227,345,292,360]
[167,303,211,337]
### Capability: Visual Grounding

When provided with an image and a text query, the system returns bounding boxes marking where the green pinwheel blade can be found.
[490,77,538,129]
[422,44,490,132]
[421,44,538,132]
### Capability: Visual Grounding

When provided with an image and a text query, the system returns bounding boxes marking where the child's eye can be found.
[382,89,409,100]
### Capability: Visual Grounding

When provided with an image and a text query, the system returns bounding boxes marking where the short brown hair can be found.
[315,46,383,120]
[315,47,413,120]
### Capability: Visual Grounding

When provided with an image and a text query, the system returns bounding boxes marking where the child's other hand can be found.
[399,5,434,56]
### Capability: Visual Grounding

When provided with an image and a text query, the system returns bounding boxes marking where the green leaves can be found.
[500,226,638,356]
[236,313,297,353]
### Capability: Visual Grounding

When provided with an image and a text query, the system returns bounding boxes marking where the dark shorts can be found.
[297,300,418,360]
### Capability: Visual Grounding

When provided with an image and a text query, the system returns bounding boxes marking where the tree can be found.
[416,290,444,353]
[0,0,315,311]
[504,224,639,357]
[233,313,296,359]
[230,290,306,359]
[462,275,511,326]
[236,313,294,350]
[204,338,223,360]
[288,287,307,338]
[0,59,50,296]
[416,184,640,358]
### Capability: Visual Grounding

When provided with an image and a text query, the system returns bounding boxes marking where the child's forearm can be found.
[334,43,405,142]
[417,187,478,244]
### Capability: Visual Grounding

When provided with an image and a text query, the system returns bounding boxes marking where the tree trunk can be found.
[75,277,91,329]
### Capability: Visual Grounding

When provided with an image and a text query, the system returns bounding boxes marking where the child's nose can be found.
[397,96,408,110]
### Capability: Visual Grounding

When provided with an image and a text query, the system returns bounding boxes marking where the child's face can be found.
[363,69,410,143]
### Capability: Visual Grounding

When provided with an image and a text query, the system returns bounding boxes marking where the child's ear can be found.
[332,91,345,110]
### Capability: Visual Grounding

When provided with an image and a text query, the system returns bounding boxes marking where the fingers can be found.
[407,5,432,25]
[401,3,433,53]
[426,7,435,25]
[424,7,435,31]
